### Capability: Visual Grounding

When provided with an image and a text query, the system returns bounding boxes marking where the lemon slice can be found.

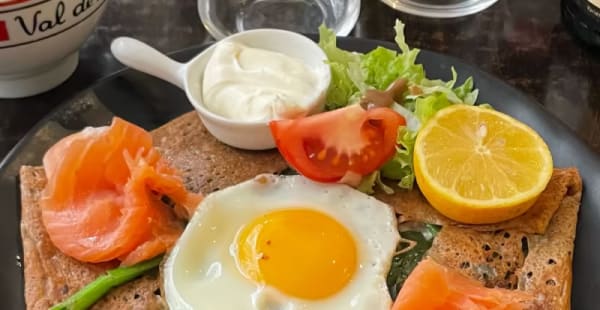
[413,104,553,224]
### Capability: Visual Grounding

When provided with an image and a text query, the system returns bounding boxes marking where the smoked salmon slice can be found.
[40,117,202,266]
[392,258,535,310]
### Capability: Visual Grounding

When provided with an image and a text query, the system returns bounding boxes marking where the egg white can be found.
[163,174,400,309]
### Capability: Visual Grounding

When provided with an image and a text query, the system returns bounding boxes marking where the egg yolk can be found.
[235,208,357,300]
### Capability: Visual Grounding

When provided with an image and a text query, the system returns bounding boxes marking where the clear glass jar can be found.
[380,0,498,18]
[198,0,361,40]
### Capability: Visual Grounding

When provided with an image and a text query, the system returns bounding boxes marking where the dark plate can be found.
[0,37,598,309]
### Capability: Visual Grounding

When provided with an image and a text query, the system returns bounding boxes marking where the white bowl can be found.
[0,0,108,98]
[111,29,331,150]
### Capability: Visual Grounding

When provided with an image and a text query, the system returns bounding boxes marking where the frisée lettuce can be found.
[319,20,481,191]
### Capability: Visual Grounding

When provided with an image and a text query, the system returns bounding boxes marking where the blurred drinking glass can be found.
[198,0,361,40]
[381,0,498,18]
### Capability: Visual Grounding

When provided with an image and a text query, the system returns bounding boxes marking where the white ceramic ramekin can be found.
[111,29,331,150]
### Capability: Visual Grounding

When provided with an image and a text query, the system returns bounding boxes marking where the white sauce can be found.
[202,41,321,122]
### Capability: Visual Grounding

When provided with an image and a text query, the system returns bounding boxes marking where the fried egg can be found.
[163,174,399,309]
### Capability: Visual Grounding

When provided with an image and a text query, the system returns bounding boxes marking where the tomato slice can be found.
[269,104,405,182]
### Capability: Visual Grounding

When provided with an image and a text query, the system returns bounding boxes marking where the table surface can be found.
[1,0,599,159]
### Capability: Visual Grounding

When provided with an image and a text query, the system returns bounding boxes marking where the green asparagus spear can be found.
[50,255,164,310]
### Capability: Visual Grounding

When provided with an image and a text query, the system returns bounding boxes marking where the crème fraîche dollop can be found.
[202,42,323,122]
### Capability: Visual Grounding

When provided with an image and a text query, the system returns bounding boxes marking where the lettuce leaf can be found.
[357,171,394,195]
[318,25,362,110]
[391,103,420,132]
[318,20,424,109]
[319,19,485,192]
[414,93,451,125]
[407,69,471,105]
[357,171,379,194]
[361,47,425,91]
[453,76,474,100]
[361,21,424,91]
[381,127,417,189]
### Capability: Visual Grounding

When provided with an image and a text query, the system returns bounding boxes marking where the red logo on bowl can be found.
[0,21,9,42]
[0,0,32,8]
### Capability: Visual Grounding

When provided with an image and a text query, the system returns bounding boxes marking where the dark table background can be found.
[1,0,599,158]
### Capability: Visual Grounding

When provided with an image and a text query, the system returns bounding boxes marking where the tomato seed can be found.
[332,155,341,166]
[317,149,327,160]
